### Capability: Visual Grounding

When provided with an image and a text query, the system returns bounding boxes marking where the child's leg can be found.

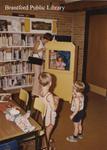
[46,124,54,141]
[77,120,84,139]
[42,125,53,149]
[66,122,79,142]
[78,120,82,134]
[73,122,79,137]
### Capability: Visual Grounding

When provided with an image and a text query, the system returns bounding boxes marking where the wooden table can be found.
[0,101,41,149]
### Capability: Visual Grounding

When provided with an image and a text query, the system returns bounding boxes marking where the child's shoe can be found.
[66,135,78,142]
[78,134,83,139]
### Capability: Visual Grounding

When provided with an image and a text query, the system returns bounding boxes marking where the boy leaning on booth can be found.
[66,81,85,142]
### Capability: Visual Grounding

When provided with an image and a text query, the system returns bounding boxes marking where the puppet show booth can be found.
[45,41,76,102]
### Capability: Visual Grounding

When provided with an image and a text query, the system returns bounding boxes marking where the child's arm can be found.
[33,41,45,54]
[70,98,80,120]
[54,96,59,110]
[33,41,40,53]
[47,94,56,111]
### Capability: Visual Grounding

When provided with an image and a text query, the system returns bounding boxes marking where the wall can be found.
[1,12,73,36]
[72,11,86,80]
[0,0,86,80]
[86,13,107,96]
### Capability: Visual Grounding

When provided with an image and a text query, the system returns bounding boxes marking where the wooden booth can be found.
[45,41,76,102]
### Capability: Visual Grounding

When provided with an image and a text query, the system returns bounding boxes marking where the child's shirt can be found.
[33,40,44,58]
[71,92,84,112]
[40,92,57,126]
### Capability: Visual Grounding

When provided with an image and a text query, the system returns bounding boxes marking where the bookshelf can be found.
[0,15,34,91]
[0,45,33,90]
[0,15,57,91]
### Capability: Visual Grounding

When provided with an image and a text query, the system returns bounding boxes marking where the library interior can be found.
[0,0,107,150]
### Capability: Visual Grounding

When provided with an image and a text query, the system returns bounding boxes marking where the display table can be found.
[0,100,41,150]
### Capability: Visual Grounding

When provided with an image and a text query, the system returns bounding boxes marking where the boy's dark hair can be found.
[43,33,53,41]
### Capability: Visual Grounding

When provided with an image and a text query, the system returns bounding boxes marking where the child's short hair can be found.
[38,72,52,87]
[74,81,85,92]
[43,33,53,41]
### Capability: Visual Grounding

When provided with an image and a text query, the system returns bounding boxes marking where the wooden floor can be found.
[52,92,107,150]
[23,92,107,150]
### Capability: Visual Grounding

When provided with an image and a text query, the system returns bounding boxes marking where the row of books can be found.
[0,18,30,32]
[0,48,33,61]
[0,74,33,89]
[0,62,32,76]
[0,34,34,47]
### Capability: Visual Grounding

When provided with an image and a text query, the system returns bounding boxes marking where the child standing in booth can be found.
[55,56,66,70]
[32,33,53,97]
[38,72,59,146]
[66,81,85,142]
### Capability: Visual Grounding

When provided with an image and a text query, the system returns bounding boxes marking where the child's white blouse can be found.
[71,92,84,112]
[33,40,44,58]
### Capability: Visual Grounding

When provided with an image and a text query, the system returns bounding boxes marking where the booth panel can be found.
[45,41,75,101]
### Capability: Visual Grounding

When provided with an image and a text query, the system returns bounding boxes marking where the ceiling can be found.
[64,0,80,3]
[64,1,107,12]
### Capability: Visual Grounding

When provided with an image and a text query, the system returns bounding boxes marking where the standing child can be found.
[66,81,85,142]
[32,33,53,97]
[38,72,59,145]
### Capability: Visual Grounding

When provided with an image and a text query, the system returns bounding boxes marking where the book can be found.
[12,34,21,46]
[0,20,7,31]
[11,18,21,32]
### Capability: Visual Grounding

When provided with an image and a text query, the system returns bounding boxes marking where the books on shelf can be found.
[5,52,12,61]
[0,62,32,76]
[0,17,30,33]
[1,74,33,89]
[0,20,8,31]
[1,34,8,46]
[0,15,54,91]
[0,34,34,47]
[13,34,21,46]
[0,50,3,61]
[24,18,30,32]
[8,34,12,46]
[27,35,34,46]
[0,48,32,62]
[11,19,21,32]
